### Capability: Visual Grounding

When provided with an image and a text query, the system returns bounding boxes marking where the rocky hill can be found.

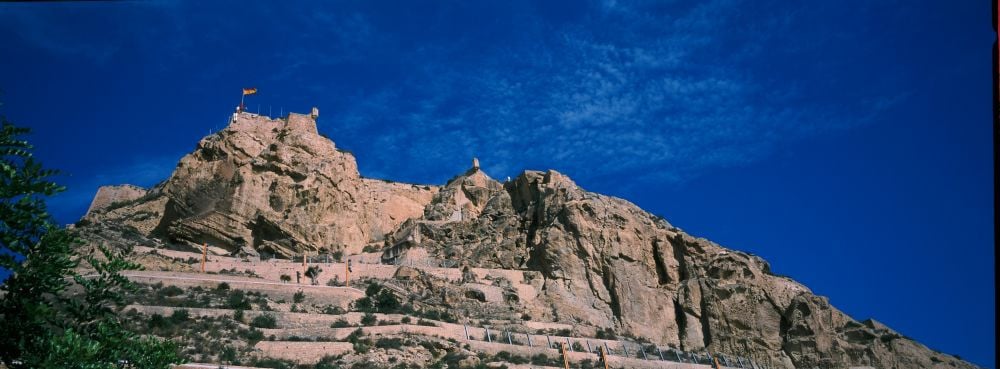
[82,110,437,257]
[76,108,979,369]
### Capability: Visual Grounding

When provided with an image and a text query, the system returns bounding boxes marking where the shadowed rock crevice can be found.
[150,196,183,239]
[250,215,294,251]
[652,239,671,285]
[670,235,689,281]
[601,263,623,324]
[674,298,687,351]
[699,282,713,349]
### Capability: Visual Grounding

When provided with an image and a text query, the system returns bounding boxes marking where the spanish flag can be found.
[243,87,257,95]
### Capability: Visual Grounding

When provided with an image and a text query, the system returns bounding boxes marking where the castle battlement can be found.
[228,107,319,135]
[285,111,318,134]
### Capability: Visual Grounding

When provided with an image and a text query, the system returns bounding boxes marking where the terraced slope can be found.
[121,253,751,369]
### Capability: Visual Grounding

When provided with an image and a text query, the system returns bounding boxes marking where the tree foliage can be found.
[0,121,180,368]
[304,265,322,285]
[249,314,277,329]
[355,282,401,313]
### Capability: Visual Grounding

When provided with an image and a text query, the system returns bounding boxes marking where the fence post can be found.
[560,343,570,369]
[640,345,648,360]
[599,345,610,369]
[527,333,532,347]
[586,340,593,354]
[546,335,552,349]
[657,346,663,360]
[620,341,629,356]
[464,325,469,340]
[675,350,682,362]
[566,337,573,352]
[507,330,512,345]
[486,327,492,343]
[605,342,612,356]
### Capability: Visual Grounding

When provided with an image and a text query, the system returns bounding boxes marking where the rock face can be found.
[80,109,980,369]
[382,168,977,369]
[83,111,437,257]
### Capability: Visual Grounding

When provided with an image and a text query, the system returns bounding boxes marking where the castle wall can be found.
[85,184,147,216]
[286,112,318,134]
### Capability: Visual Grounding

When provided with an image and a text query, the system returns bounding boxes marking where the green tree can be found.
[293,290,306,303]
[225,289,251,310]
[0,121,180,368]
[355,282,400,313]
[360,313,377,326]
[250,314,277,329]
[304,265,322,285]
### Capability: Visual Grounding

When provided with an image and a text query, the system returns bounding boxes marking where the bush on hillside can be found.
[250,314,277,329]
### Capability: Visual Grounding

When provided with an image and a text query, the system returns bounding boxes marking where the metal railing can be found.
[462,324,777,369]
[237,253,461,268]
[389,257,459,268]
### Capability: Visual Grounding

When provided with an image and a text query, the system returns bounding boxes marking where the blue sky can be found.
[0,1,993,367]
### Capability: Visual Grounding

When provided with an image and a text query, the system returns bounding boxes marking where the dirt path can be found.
[122,271,364,307]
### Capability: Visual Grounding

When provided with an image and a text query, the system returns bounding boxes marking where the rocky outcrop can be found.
[382,167,978,369]
[381,166,523,267]
[82,111,437,257]
[79,108,980,369]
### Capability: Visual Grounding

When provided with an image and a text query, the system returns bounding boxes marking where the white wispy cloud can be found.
[3,0,907,211]
[321,0,901,188]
